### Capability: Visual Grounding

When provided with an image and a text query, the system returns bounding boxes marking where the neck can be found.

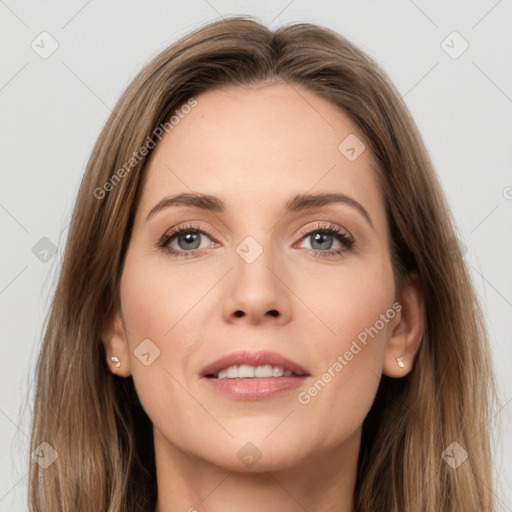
[153,427,360,512]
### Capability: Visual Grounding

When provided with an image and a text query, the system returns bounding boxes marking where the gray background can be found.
[1,0,511,510]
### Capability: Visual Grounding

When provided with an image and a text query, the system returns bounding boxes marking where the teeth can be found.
[254,364,272,378]
[239,364,255,378]
[272,366,284,377]
[226,366,238,378]
[214,365,296,379]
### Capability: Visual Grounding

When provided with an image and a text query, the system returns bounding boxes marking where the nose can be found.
[221,240,292,326]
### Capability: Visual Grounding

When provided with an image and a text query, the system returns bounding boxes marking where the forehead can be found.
[137,82,386,228]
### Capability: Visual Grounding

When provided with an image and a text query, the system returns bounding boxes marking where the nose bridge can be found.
[233,232,280,296]
[221,231,292,324]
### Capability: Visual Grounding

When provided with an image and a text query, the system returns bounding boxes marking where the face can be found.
[105,82,416,472]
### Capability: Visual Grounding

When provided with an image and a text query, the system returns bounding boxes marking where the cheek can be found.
[291,252,396,347]
[118,253,196,380]
[289,257,395,439]
[119,252,210,343]
[118,256,208,441]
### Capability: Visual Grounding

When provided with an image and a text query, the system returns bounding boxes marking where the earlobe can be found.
[382,273,424,378]
[101,311,132,377]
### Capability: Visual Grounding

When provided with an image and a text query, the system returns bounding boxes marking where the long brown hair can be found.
[29,16,499,511]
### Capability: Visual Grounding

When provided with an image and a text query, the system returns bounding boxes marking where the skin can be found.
[102,82,424,512]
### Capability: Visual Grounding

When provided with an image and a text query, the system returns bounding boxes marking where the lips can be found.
[200,349,310,400]
[200,350,309,378]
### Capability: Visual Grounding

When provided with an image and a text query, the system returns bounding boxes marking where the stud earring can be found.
[396,356,405,368]
[110,356,121,368]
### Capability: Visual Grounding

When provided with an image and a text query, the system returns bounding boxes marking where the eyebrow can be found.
[145,192,374,228]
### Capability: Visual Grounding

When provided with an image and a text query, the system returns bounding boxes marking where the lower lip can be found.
[202,376,309,400]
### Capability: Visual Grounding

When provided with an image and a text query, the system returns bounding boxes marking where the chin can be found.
[200,434,310,473]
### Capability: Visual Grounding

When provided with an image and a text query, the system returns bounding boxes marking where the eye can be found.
[296,223,355,257]
[172,230,209,251]
[159,223,215,257]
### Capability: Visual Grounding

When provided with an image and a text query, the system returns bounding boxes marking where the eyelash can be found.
[158,222,355,259]
[158,223,213,259]
[297,222,355,258]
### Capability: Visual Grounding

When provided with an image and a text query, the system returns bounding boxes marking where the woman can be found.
[29,15,498,511]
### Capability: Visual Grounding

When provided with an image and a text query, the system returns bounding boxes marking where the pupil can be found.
[178,232,201,250]
[311,232,332,250]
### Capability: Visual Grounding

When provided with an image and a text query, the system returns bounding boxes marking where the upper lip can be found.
[201,350,309,377]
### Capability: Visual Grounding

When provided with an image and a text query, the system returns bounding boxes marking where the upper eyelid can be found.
[164,221,346,236]
[297,221,351,236]
[162,222,219,241]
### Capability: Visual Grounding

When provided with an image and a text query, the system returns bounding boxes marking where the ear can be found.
[382,273,424,378]
[101,309,132,377]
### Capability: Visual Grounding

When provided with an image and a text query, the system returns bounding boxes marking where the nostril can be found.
[234,310,245,317]
[267,310,279,317]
